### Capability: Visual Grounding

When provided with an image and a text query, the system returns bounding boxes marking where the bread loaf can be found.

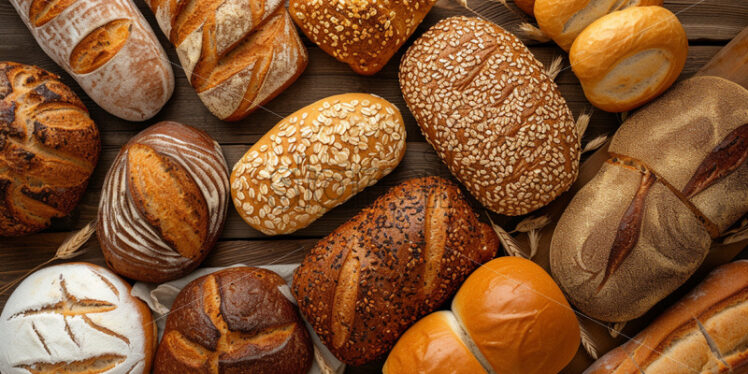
[384,257,580,374]
[400,17,581,216]
[98,121,229,283]
[515,0,536,16]
[585,260,748,374]
[145,0,307,121]
[550,76,748,322]
[9,0,174,121]
[534,0,662,51]
[292,176,499,365]
[153,267,313,374]
[570,6,687,112]
[0,62,100,236]
[231,93,406,235]
[0,262,156,374]
[289,0,437,75]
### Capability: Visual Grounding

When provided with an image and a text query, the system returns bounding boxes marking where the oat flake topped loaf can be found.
[400,16,581,216]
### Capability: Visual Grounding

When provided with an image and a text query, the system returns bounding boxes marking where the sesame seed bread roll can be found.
[570,6,687,112]
[0,262,156,374]
[289,0,438,75]
[400,17,581,216]
[292,176,499,365]
[231,93,406,236]
[534,0,662,52]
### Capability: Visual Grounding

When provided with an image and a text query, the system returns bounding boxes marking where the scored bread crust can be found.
[9,0,174,121]
[0,62,100,236]
[400,16,580,216]
[292,176,499,365]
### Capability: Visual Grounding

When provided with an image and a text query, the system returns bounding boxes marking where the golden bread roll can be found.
[516,0,536,16]
[400,16,580,216]
[570,6,687,112]
[231,93,406,235]
[585,260,748,374]
[534,0,662,51]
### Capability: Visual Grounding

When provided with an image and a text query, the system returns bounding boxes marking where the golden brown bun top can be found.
[452,257,580,374]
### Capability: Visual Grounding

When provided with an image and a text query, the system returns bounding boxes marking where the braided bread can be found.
[145,0,308,121]
[0,62,100,236]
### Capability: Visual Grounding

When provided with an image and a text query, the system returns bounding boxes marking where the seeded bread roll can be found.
[293,176,500,365]
[534,0,662,51]
[570,6,687,112]
[145,0,307,121]
[0,62,100,236]
[154,267,313,374]
[98,121,230,283]
[400,17,580,216]
[0,262,156,374]
[231,93,406,235]
[585,260,748,374]
[551,77,748,322]
[289,0,437,75]
[9,0,174,121]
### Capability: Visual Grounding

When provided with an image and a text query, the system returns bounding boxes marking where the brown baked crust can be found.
[515,0,535,16]
[289,0,437,75]
[292,176,499,365]
[0,61,100,236]
[399,16,580,216]
[154,267,313,374]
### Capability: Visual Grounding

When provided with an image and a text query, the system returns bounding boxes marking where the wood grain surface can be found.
[0,0,746,373]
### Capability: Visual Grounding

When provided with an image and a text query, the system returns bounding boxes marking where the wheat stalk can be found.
[582,135,609,154]
[579,320,600,360]
[518,22,551,42]
[486,213,530,258]
[544,55,564,81]
[0,220,95,296]
[609,321,627,338]
[575,110,592,140]
[512,215,551,259]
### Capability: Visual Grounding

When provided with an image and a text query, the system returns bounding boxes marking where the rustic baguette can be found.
[585,260,748,374]
[230,93,406,235]
[9,0,174,121]
[145,0,307,121]
[0,61,100,236]
[292,176,499,365]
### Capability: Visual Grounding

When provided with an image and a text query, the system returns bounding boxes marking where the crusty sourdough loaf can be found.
[154,267,313,374]
[0,62,100,236]
[0,262,156,374]
[534,0,662,52]
[9,0,174,121]
[145,0,307,121]
[570,6,687,112]
[585,260,748,374]
[98,121,229,283]
[289,0,437,75]
[231,93,406,235]
[400,17,580,216]
[551,76,748,322]
[292,176,499,365]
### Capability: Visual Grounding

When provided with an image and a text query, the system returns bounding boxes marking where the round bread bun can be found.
[0,262,156,374]
[534,0,663,51]
[451,257,580,374]
[570,6,687,112]
[515,0,535,16]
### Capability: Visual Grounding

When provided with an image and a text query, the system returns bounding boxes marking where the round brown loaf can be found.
[570,6,687,112]
[98,121,229,283]
[153,267,313,374]
[399,17,580,216]
[0,61,100,236]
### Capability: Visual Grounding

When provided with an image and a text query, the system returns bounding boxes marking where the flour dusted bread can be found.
[9,0,173,121]
[0,262,156,374]
[0,62,100,236]
[98,121,229,283]
[231,93,406,235]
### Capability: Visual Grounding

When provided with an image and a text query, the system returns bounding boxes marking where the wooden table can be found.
[1,0,746,372]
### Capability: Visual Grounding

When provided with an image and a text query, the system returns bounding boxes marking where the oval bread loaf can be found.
[400,17,580,216]
[292,176,499,365]
[0,262,156,374]
[550,76,748,322]
[570,6,687,112]
[98,121,230,283]
[0,62,100,236]
[9,0,174,121]
[231,93,406,236]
